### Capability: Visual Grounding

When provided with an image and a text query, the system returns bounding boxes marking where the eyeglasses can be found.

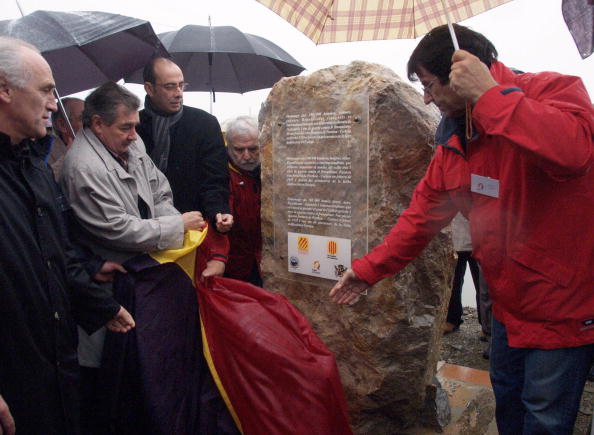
[422,78,438,97]
[155,82,189,91]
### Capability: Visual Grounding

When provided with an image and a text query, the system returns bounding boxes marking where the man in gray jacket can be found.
[61,82,203,264]
[60,81,204,433]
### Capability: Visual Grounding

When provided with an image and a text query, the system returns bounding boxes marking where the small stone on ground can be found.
[440,307,593,435]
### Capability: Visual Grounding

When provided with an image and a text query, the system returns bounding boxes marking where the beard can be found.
[236,160,260,172]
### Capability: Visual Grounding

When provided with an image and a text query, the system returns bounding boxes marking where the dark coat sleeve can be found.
[138,107,230,223]
[65,246,120,334]
[56,184,120,334]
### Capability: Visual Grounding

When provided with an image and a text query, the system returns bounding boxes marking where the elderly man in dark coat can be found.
[0,37,134,435]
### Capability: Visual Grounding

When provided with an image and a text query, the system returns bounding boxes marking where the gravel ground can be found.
[439,307,594,435]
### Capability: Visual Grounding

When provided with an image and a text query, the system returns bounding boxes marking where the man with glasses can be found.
[330,24,594,434]
[138,57,233,277]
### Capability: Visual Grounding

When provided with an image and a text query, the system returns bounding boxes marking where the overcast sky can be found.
[2,0,593,122]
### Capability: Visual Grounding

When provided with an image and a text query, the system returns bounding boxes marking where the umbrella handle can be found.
[54,89,76,139]
[440,1,472,142]
[15,0,26,16]
[440,0,460,50]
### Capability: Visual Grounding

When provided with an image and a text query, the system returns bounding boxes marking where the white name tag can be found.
[471,174,499,198]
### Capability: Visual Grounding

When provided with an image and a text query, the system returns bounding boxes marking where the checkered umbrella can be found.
[255,0,512,45]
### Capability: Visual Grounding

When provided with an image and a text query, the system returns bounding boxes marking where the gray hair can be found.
[83,82,140,127]
[0,37,39,88]
[51,97,83,126]
[225,115,258,145]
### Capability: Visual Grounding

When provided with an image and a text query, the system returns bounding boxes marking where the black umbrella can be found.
[125,24,305,95]
[0,10,168,96]
[562,0,594,59]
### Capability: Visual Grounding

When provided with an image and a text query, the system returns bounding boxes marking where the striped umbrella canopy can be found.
[255,0,512,45]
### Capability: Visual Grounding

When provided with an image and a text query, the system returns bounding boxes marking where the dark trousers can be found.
[490,317,594,434]
[225,262,262,287]
[79,366,111,435]
[248,262,263,287]
[446,251,481,327]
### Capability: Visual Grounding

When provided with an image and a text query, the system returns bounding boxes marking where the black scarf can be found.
[143,96,184,172]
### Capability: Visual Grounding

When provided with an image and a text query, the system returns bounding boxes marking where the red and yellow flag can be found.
[147,228,353,435]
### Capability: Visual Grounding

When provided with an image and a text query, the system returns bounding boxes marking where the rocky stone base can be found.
[409,363,496,435]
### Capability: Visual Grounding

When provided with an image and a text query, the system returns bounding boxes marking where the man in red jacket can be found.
[330,24,594,434]
[224,116,262,286]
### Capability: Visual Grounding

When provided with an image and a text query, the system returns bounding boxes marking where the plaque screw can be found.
[354,117,361,123]
[277,122,284,126]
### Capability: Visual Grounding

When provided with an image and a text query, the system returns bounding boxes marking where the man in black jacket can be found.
[137,57,233,239]
[0,37,134,435]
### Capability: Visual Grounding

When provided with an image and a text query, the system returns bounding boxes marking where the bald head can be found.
[143,57,185,113]
[0,38,57,143]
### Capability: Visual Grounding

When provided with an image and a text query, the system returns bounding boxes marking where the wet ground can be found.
[439,308,594,434]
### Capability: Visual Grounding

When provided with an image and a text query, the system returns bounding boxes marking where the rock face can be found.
[259,61,454,433]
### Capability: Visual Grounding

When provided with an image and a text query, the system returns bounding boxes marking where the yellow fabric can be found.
[200,317,244,434]
[149,228,208,282]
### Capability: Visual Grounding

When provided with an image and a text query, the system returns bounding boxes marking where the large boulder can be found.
[259,61,454,433]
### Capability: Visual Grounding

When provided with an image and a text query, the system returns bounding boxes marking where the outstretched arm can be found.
[329,269,369,304]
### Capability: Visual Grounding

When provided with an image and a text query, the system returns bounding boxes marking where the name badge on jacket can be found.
[471,174,499,198]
